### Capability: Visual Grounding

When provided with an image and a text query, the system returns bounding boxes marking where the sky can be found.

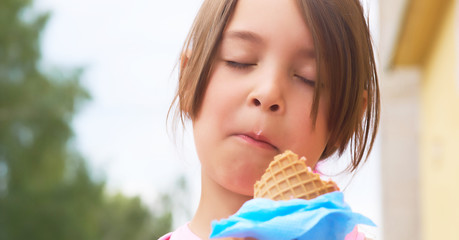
[33,0,381,237]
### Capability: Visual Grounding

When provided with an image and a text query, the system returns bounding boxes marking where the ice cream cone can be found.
[254,150,338,200]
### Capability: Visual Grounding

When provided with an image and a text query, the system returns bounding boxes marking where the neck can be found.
[189,172,252,240]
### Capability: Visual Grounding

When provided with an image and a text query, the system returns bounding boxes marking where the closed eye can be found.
[226,61,255,69]
[295,75,316,87]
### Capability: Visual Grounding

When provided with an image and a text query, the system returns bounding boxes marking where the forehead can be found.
[223,0,315,55]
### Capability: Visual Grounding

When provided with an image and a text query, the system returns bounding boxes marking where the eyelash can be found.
[226,61,315,87]
[295,75,316,87]
[225,61,254,69]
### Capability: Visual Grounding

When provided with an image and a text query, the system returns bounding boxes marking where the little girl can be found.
[161,0,379,239]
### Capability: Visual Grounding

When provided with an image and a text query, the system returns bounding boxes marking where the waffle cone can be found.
[254,150,338,200]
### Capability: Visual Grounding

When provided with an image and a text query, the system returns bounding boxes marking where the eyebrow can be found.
[223,30,316,59]
[223,30,264,44]
[299,48,316,59]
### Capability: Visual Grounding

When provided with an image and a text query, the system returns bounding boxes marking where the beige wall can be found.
[421,0,459,238]
[380,0,459,239]
[379,0,421,239]
[380,69,421,240]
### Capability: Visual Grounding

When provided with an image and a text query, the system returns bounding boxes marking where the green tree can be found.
[0,0,104,238]
[0,0,174,239]
[152,194,174,239]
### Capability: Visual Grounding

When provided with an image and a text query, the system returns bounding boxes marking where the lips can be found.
[235,132,279,151]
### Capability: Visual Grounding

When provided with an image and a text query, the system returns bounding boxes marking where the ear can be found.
[180,49,193,117]
[331,90,368,150]
[360,90,368,120]
[180,49,192,72]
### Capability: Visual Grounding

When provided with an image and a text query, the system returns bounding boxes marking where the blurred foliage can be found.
[151,194,173,240]
[0,0,176,239]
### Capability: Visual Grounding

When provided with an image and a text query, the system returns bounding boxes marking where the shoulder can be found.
[158,222,201,240]
[158,232,172,240]
[345,225,377,240]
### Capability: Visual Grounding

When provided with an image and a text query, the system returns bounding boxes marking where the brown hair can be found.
[169,0,380,172]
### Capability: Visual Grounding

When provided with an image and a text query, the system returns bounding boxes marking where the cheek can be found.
[200,66,248,124]
[197,74,231,122]
[287,96,330,166]
[192,66,244,153]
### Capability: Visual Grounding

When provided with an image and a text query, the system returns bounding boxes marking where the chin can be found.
[225,178,258,198]
[234,188,255,198]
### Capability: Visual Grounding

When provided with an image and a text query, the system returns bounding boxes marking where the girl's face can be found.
[193,0,331,196]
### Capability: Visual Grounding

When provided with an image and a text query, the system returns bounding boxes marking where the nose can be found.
[251,98,281,112]
[248,76,285,113]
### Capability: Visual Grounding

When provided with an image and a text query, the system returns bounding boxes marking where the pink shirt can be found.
[159,223,366,240]
[158,222,200,240]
